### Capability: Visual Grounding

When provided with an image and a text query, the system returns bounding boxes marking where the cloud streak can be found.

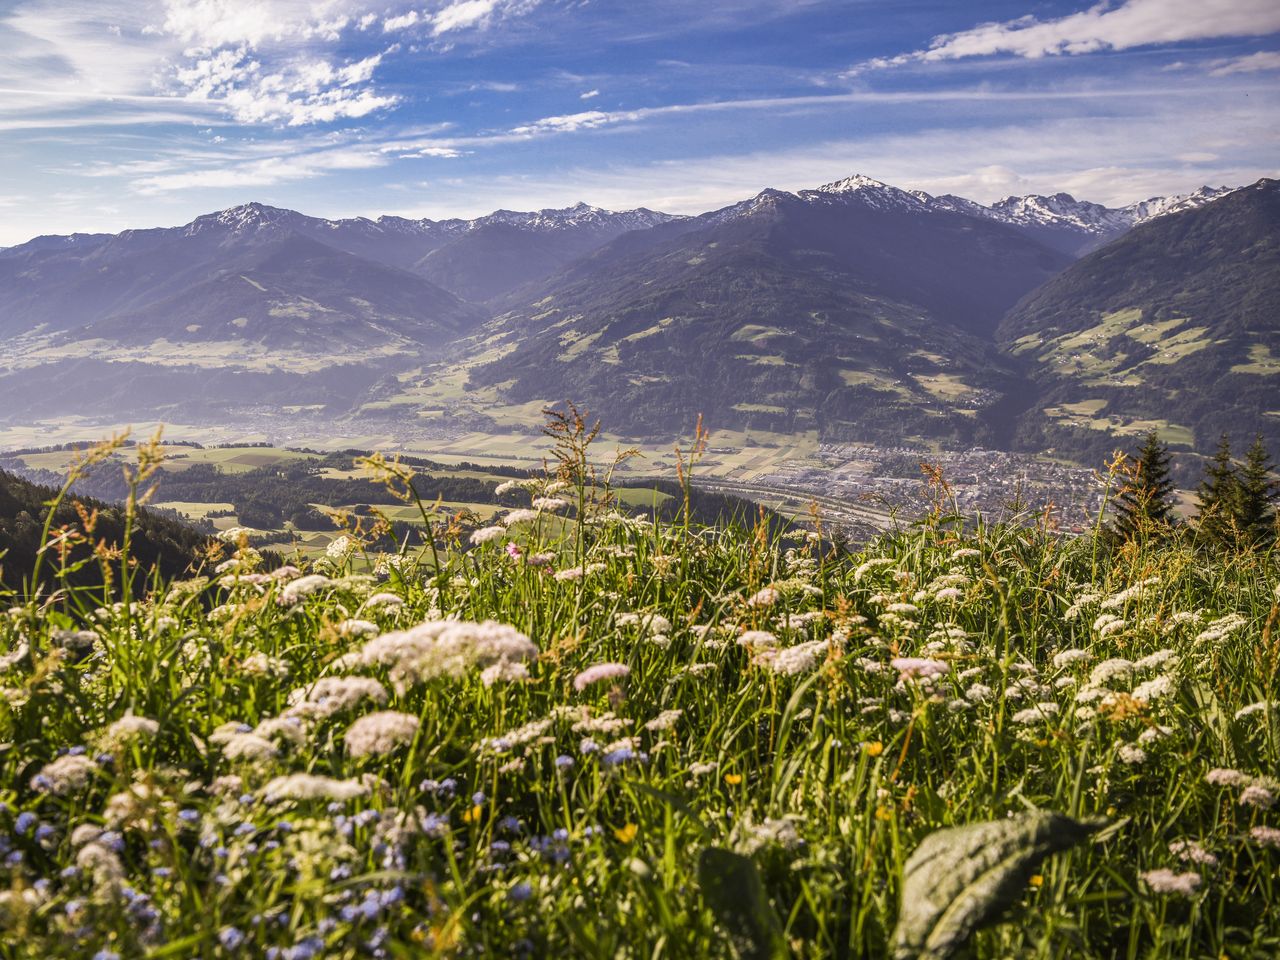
[862,0,1280,69]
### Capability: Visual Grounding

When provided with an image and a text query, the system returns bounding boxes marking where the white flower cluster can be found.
[351,619,538,693]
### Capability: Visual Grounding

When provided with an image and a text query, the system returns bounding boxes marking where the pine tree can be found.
[1235,435,1278,547]
[1111,430,1175,542]
[1194,434,1240,548]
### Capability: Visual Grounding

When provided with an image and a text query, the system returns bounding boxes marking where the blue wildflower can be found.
[218,927,246,951]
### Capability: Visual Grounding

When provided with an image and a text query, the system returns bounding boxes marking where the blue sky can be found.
[1,0,1277,244]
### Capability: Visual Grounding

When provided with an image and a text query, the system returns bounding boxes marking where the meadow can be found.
[0,429,1277,958]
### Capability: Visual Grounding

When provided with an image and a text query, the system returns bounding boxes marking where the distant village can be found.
[700,441,1107,542]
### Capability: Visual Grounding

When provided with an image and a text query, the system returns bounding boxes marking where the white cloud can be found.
[400,146,465,158]
[500,82,1265,140]
[1208,50,1280,75]
[170,45,397,125]
[0,0,543,133]
[579,88,599,99]
[383,9,421,32]
[509,109,637,135]
[382,0,536,36]
[432,0,498,35]
[131,144,387,194]
[387,93,1279,219]
[156,0,364,48]
[863,0,1280,69]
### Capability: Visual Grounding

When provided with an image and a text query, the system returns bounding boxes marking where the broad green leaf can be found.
[697,846,788,960]
[893,810,1105,960]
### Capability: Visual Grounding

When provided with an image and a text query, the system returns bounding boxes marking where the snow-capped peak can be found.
[1122,185,1235,224]
[479,203,674,232]
[184,202,305,237]
[987,193,1131,233]
[804,174,929,213]
[815,173,894,194]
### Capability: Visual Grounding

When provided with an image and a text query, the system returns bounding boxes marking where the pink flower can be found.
[573,662,631,692]
[506,542,523,560]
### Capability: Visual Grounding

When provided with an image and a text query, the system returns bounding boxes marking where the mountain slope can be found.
[0,468,210,593]
[441,177,1071,443]
[932,186,1236,256]
[999,178,1280,461]
[0,205,484,423]
[412,204,678,302]
[0,205,482,347]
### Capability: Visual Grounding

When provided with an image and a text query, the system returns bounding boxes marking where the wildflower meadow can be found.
[1,425,1278,959]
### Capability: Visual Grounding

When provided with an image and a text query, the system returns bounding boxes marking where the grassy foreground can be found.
[0,436,1278,959]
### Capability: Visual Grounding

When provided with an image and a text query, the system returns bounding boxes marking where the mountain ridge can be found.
[0,174,1267,458]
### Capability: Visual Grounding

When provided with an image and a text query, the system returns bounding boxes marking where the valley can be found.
[3,175,1272,470]
[0,173,1272,548]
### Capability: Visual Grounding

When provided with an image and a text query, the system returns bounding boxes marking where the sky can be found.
[0,0,1278,245]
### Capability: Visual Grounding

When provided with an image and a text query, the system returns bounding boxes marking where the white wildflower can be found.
[891,657,949,680]
[1133,649,1177,672]
[1239,784,1275,809]
[1118,743,1147,765]
[1250,825,1280,848]
[278,574,331,606]
[746,586,781,608]
[345,711,420,757]
[1089,658,1134,688]
[1011,703,1060,724]
[1168,840,1218,867]
[480,660,531,686]
[853,558,895,582]
[241,652,290,677]
[1132,674,1176,703]
[355,619,538,694]
[1141,869,1201,897]
[574,662,630,691]
[762,639,829,676]
[965,683,993,702]
[737,630,778,650]
[262,773,370,802]
[644,709,683,732]
[287,676,388,718]
[31,754,97,795]
[99,715,159,746]
[1053,648,1090,669]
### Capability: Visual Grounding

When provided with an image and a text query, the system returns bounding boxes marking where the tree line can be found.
[1110,430,1279,549]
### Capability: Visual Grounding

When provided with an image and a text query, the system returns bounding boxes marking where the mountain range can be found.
[0,174,1273,461]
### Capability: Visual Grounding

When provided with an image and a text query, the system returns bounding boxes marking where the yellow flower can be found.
[875,805,893,821]
[614,823,638,843]
[724,773,743,785]
[863,741,884,757]
[1029,874,1044,888]
[462,804,483,824]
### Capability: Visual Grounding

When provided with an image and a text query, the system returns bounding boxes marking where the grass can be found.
[1231,344,1280,376]
[0,436,1278,959]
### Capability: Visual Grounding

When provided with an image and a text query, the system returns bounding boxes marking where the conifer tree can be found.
[1111,430,1175,542]
[1195,434,1239,548]
[1236,435,1278,547]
